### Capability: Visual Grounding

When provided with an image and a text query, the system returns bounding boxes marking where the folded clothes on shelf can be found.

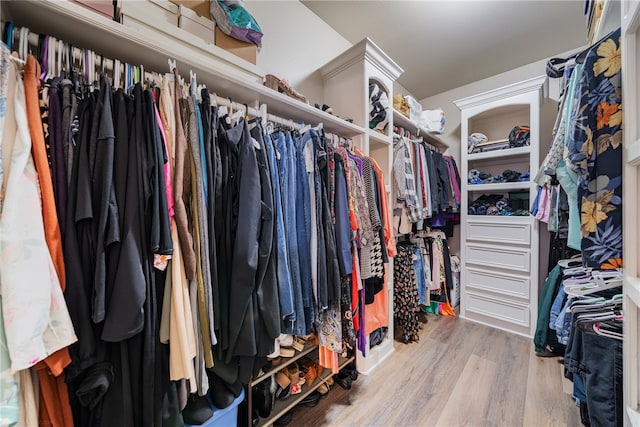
[468,168,530,184]
[468,193,529,216]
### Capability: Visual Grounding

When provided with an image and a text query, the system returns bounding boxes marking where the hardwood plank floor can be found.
[280,315,583,427]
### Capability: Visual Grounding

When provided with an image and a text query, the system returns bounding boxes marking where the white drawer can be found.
[465,267,530,299]
[466,244,530,272]
[465,291,530,328]
[467,219,531,245]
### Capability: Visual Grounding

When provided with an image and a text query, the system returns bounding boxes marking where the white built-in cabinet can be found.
[621,0,640,424]
[454,76,550,338]
[319,38,403,375]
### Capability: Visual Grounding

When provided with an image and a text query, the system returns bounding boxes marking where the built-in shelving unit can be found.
[620,0,640,423]
[455,76,550,338]
[320,38,403,375]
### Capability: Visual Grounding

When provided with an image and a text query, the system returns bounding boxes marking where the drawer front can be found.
[467,220,531,245]
[466,268,530,299]
[466,244,530,272]
[466,292,530,328]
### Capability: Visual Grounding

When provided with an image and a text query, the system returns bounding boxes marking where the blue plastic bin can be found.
[185,388,245,427]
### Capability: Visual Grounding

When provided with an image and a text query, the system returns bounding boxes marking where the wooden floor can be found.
[286,314,582,427]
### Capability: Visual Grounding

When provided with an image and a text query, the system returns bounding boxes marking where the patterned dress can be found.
[393,245,420,343]
[565,28,623,269]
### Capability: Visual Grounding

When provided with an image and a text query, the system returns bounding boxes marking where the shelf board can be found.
[251,342,317,387]
[467,145,531,161]
[2,0,364,137]
[392,109,449,151]
[591,0,621,44]
[466,181,531,192]
[257,355,355,427]
[367,128,392,146]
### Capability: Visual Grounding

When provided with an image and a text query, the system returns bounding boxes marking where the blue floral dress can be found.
[566,28,623,270]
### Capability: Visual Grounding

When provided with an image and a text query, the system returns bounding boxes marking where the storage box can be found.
[120,0,179,35]
[178,5,215,44]
[72,0,114,19]
[185,388,244,427]
[170,0,210,19]
[214,27,257,65]
[404,95,422,123]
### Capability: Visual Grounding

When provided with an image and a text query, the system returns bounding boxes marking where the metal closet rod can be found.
[7,22,325,134]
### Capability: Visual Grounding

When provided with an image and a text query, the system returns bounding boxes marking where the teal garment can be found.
[556,160,581,250]
[534,264,563,354]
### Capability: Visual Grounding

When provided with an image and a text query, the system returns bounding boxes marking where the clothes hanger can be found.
[564,275,623,297]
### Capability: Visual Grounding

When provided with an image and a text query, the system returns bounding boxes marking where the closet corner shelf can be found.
[257,355,355,427]
[367,128,392,146]
[466,145,531,161]
[2,0,365,138]
[467,181,531,192]
[392,109,449,151]
[591,0,621,44]
[250,342,317,387]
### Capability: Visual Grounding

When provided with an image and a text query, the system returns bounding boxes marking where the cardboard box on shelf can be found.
[214,27,256,65]
[120,0,179,35]
[72,0,114,19]
[170,0,210,19]
[178,5,215,44]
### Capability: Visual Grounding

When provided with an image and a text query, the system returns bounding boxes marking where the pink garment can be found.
[535,186,550,223]
[154,104,174,220]
[430,240,444,291]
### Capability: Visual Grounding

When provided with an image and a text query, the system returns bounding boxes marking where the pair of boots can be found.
[335,363,358,390]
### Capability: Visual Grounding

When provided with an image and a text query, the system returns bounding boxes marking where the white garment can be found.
[0,63,76,373]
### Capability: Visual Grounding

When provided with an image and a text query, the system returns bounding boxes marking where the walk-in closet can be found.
[0,1,635,426]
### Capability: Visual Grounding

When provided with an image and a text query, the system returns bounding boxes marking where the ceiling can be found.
[301,0,587,100]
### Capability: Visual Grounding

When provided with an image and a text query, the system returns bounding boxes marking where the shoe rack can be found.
[250,343,355,426]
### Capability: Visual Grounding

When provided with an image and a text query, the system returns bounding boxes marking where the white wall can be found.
[419,47,583,256]
[419,47,584,162]
[246,0,351,106]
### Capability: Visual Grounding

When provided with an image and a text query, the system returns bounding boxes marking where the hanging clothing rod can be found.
[6,22,334,136]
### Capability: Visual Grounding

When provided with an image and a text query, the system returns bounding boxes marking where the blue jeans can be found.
[274,131,306,335]
[565,327,623,427]
[413,247,428,305]
[264,133,294,321]
[293,132,314,333]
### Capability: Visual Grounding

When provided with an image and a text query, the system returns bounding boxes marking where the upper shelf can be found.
[2,0,364,137]
[392,109,449,151]
[467,181,532,192]
[467,145,531,161]
[591,0,621,44]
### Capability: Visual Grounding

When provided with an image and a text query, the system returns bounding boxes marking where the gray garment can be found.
[412,140,424,229]
[393,137,419,227]
[186,96,217,346]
